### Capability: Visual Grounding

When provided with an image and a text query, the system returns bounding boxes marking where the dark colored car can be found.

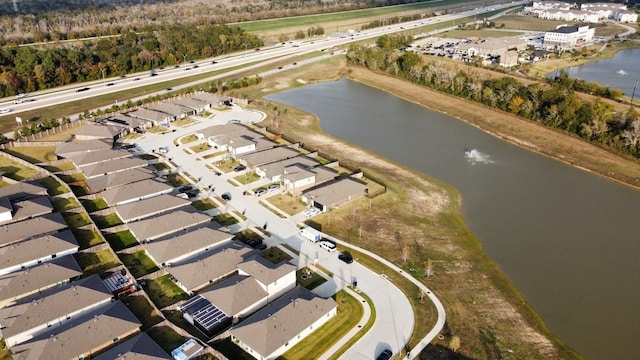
[221,193,232,201]
[256,243,267,251]
[76,87,90,92]
[178,185,193,193]
[376,349,393,360]
[247,238,263,248]
[338,251,353,264]
[234,165,246,172]
[212,60,218,64]
[185,191,198,198]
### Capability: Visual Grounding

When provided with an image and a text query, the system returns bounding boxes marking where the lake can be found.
[266,78,640,360]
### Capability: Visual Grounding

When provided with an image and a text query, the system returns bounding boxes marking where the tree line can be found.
[0,24,262,97]
[346,37,640,158]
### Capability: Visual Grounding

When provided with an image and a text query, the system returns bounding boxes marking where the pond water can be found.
[266,78,640,360]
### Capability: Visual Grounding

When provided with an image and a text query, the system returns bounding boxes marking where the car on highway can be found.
[105,82,115,86]
[277,66,283,70]
[211,60,218,64]
[76,87,90,92]
[234,165,246,172]
[376,349,393,360]
[338,251,353,264]
[193,65,199,68]
[319,240,337,252]
[0,108,11,114]
[292,62,297,65]
[268,184,280,192]
[221,193,232,201]
[132,77,140,81]
[254,188,267,196]
[303,207,320,217]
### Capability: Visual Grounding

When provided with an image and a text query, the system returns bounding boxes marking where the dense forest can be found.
[0,24,262,96]
[346,36,640,158]
[0,0,447,44]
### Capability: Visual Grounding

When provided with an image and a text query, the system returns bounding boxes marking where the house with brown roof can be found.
[168,242,253,293]
[0,256,82,308]
[230,286,337,360]
[112,194,190,223]
[129,108,172,126]
[192,93,230,108]
[0,274,113,347]
[72,123,123,140]
[238,146,301,169]
[152,103,194,119]
[55,139,113,157]
[127,207,211,242]
[79,156,148,179]
[282,164,337,195]
[93,332,170,360]
[0,196,52,225]
[101,178,173,206]
[143,225,233,267]
[301,177,368,211]
[64,148,132,168]
[84,167,156,194]
[9,300,141,360]
[0,181,48,202]
[174,98,207,113]
[0,212,68,248]
[255,156,318,182]
[0,229,79,276]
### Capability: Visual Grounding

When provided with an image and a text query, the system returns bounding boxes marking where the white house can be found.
[613,11,638,23]
[544,24,595,48]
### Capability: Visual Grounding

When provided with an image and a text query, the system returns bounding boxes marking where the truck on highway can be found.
[299,226,321,242]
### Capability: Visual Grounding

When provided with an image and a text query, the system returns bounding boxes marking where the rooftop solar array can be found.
[180,295,229,332]
[102,272,132,293]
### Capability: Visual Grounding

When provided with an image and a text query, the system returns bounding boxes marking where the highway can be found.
[0,1,527,117]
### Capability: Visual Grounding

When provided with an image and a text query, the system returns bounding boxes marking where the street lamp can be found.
[631,80,639,105]
[101,68,106,86]
[181,53,187,64]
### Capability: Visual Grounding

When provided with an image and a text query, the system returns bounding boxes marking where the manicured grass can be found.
[63,211,92,229]
[92,213,124,229]
[3,146,57,164]
[104,230,139,251]
[215,158,241,173]
[233,171,261,185]
[0,155,38,180]
[72,228,104,249]
[173,117,198,127]
[213,213,239,226]
[153,162,171,171]
[296,267,327,290]
[124,295,163,331]
[166,173,190,186]
[149,326,186,354]
[233,229,262,243]
[0,338,11,360]
[280,290,363,360]
[165,310,209,342]
[57,172,86,183]
[189,142,212,153]
[147,126,168,134]
[75,249,120,276]
[191,198,218,211]
[327,290,376,360]
[52,197,80,212]
[42,161,77,172]
[202,150,227,159]
[180,134,198,144]
[266,192,306,216]
[143,274,189,309]
[38,176,68,195]
[81,198,109,212]
[261,246,293,265]
[70,184,90,196]
[120,251,160,278]
[212,338,256,360]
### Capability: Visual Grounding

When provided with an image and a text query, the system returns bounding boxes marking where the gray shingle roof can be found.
[127,208,211,241]
[9,301,141,360]
[302,177,368,208]
[0,229,78,272]
[101,178,172,206]
[236,256,296,287]
[0,256,82,307]
[0,181,47,202]
[93,332,170,360]
[258,156,318,180]
[55,139,113,157]
[0,212,67,248]
[129,108,172,123]
[0,274,113,342]
[239,146,301,168]
[143,225,233,265]
[230,287,337,358]
[113,194,190,223]
[200,275,267,316]
[84,168,155,194]
[80,157,148,179]
[65,148,132,167]
[0,196,52,225]
[169,242,252,291]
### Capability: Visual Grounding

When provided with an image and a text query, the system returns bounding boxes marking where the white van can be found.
[299,226,321,242]
[319,240,336,252]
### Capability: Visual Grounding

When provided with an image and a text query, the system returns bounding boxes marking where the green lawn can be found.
[266,192,306,216]
[173,117,198,127]
[81,198,109,212]
[143,274,189,309]
[0,155,38,180]
[215,158,242,173]
[296,267,327,290]
[280,290,364,360]
[202,150,227,159]
[233,229,262,242]
[3,146,57,164]
[164,310,209,342]
[153,162,171,171]
[52,197,80,212]
[149,326,187,354]
[58,173,86,184]
[104,230,139,251]
[213,213,239,227]
[0,338,11,360]
[189,142,212,153]
[70,185,90,197]
[261,246,293,265]
[166,173,190,187]
[147,126,168,134]
[75,249,120,276]
[38,176,68,195]
[124,295,163,331]
[234,171,261,185]
[180,134,198,144]
[42,161,77,172]
[91,213,124,229]
[63,211,92,229]
[72,228,104,249]
[120,251,160,278]
[191,198,218,211]
[212,338,256,360]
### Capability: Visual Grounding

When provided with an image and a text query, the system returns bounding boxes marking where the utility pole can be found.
[182,53,187,64]
[631,80,639,105]
[101,68,106,86]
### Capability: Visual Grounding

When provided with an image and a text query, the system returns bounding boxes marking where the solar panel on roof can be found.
[180,295,229,331]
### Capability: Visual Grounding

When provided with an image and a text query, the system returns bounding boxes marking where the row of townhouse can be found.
[525,1,638,23]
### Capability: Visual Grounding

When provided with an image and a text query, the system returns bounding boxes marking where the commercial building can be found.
[544,24,595,48]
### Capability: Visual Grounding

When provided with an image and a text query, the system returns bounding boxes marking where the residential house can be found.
[255,156,318,182]
[0,212,68,248]
[127,208,211,242]
[0,274,113,347]
[174,98,207,113]
[113,194,190,223]
[72,123,123,141]
[282,164,337,195]
[0,229,79,276]
[63,148,132,168]
[9,301,141,360]
[94,332,170,360]
[301,177,368,212]
[152,103,194,120]
[79,156,148,179]
[0,196,52,225]
[84,168,156,194]
[0,256,82,308]
[0,181,47,202]
[192,93,231,109]
[55,139,113,158]
[230,286,337,360]
[101,178,173,206]
[129,108,173,126]
[238,147,301,169]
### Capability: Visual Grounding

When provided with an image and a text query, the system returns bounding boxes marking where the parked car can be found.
[234,165,246,172]
[256,243,268,251]
[221,193,232,201]
[304,207,320,217]
[268,184,280,192]
[247,238,263,248]
[319,240,337,252]
[338,251,353,264]
[376,349,393,360]
[254,188,267,196]
[185,191,198,198]
[178,185,193,193]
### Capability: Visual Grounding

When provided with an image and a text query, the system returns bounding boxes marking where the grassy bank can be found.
[230,58,588,358]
